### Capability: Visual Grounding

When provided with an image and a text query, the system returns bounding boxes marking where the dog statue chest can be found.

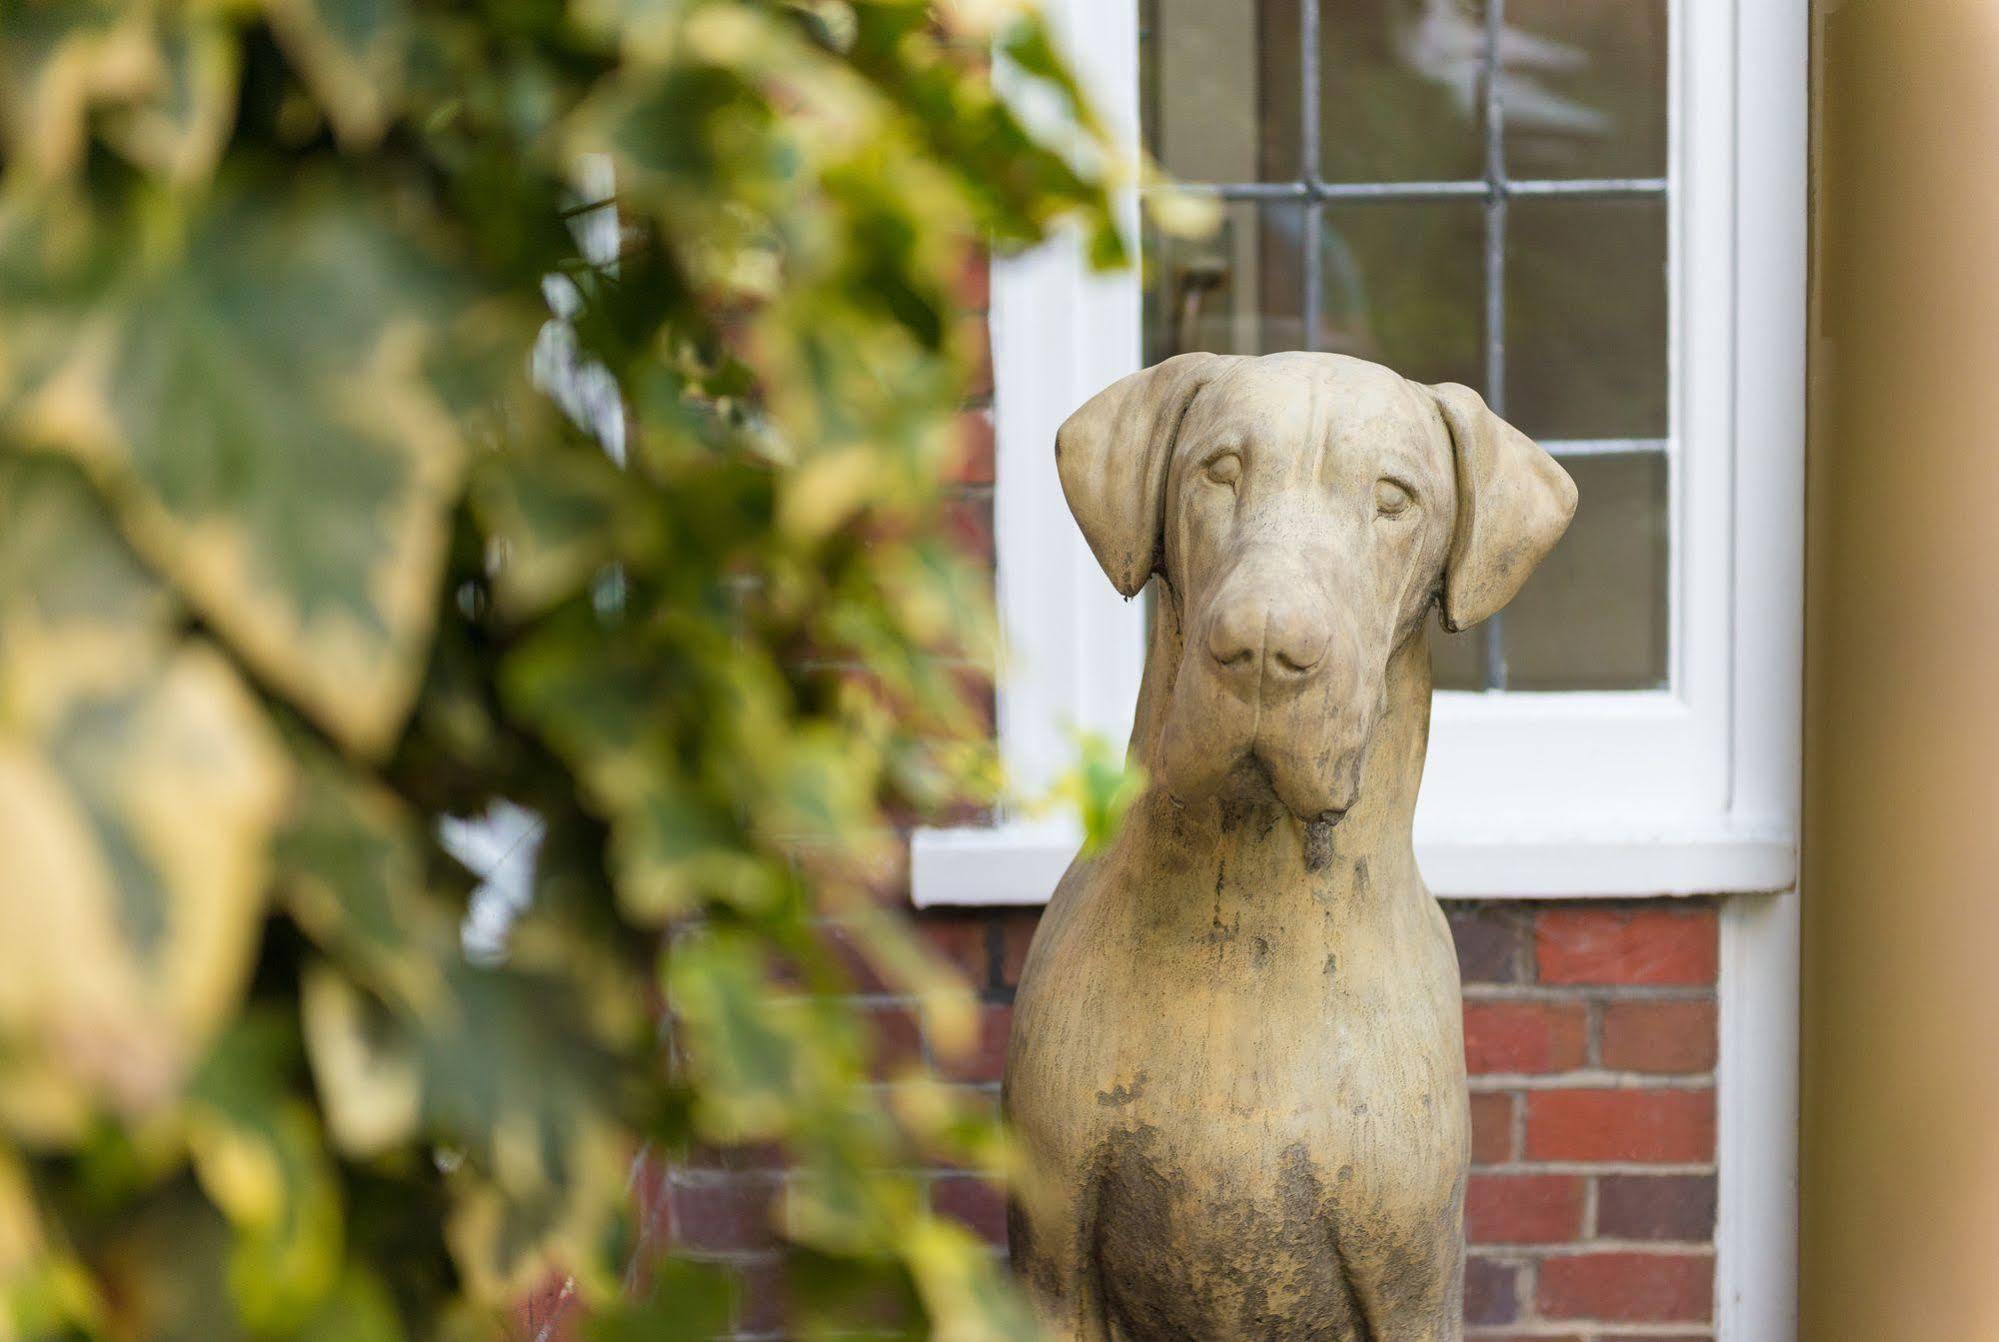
[1013,821,1460,1103]
[1008,776,1468,1143]
[1006,801,1472,1342]
[1003,353,1575,1342]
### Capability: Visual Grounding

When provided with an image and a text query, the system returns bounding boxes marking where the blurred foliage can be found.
[0,0,1125,1337]
[1045,732,1144,859]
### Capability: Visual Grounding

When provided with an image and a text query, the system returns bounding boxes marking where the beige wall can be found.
[1802,3,1999,1336]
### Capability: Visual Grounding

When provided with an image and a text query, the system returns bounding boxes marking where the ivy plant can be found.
[0,1,1134,1337]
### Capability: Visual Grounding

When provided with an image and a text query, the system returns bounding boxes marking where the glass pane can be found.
[1430,618,1485,691]
[1143,201,1307,364]
[1141,0,1301,182]
[1503,0,1668,181]
[1320,0,1487,183]
[1501,452,1667,689]
[1319,200,1485,391]
[1504,196,1667,441]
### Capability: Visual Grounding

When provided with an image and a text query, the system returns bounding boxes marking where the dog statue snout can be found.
[1206,594,1331,685]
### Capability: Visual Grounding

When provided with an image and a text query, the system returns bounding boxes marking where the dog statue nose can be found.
[1208,599,1330,681]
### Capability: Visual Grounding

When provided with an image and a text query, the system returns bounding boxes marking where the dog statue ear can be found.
[1057,352,1240,597]
[1428,381,1579,632]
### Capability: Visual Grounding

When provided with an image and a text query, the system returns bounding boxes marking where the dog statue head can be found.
[1058,351,1576,825]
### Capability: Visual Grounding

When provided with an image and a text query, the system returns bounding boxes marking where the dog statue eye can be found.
[1204,453,1243,487]
[1374,478,1415,518]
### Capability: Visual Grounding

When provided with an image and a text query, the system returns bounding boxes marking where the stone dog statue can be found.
[1003,352,1576,1342]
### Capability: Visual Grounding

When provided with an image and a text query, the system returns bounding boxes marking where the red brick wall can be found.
[660,899,1720,1341]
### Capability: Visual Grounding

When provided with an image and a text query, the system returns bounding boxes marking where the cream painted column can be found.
[1802,3,1999,1336]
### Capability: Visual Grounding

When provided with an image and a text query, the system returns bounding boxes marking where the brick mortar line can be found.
[1469,1071,1716,1089]
[672,1162,1716,1181]
[1462,984,1716,1002]
[820,982,1719,1005]
[1508,1246,1534,1323]
[789,1059,1713,1088]
[1468,1241,1715,1257]
[1509,1086,1528,1164]
[675,1249,786,1266]
[1475,1162,1716,1175]
[797,985,1723,1005]
[716,1323,1715,1340]
[722,1326,1715,1341]
[1467,1328,1713,1339]
[668,1167,1006,1187]
[790,656,995,675]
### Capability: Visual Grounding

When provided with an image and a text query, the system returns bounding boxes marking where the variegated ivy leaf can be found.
[469,440,648,621]
[0,1148,51,1340]
[1052,729,1147,857]
[305,946,628,1298]
[304,954,633,1303]
[587,1262,737,1342]
[0,2,240,186]
[299,966,421,1159]
[902,1219,1043,1342]
[0,1,151,182]
[98,7,241,186]
[0,181,492,758]
[0,456,290,1143]
[442,1117,629,1305]
[296,1271,406,1342]
[275,746,457,1012]
[186,1016,345,1332]
[500,610,785,922]
[261,0,408,147]
[323,951,632,1305]
[78,1182,245,1342]
[667,926,868,1141]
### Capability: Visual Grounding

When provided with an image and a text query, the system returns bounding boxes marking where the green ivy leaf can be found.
[0,456,290,1143]
[187,1018,346,1333]
[416,963,625,1177]
[470,439,648,620]
[1052,729,1147,857]
[0,3,241,188]
[0,180,496,757]
[296,1269,407,1342]
[276,748,457,1011]
[0,1,149,182]
[262,0,409,147]
[589,1259,736,1342]
[667,927,864,1141]
[97,7,241,186]
[300,966,422,1160]
[0,0,1127,1333]
[441,1117,629,1304]
[904,1218,1043,1342]
[86,1182,248,1342]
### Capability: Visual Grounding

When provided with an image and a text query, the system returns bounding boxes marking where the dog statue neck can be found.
[1117,597,1438,910]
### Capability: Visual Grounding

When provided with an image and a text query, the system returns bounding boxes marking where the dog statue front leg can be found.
[1340,1225,1465,1342]
[1007,1180,1114,1342]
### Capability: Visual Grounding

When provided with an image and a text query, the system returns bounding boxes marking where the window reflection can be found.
[1138,0,1672,692]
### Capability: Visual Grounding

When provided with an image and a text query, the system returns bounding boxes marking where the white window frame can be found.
[913,0,1802,906]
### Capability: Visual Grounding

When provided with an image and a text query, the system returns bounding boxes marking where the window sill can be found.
[909,818,1796,907]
